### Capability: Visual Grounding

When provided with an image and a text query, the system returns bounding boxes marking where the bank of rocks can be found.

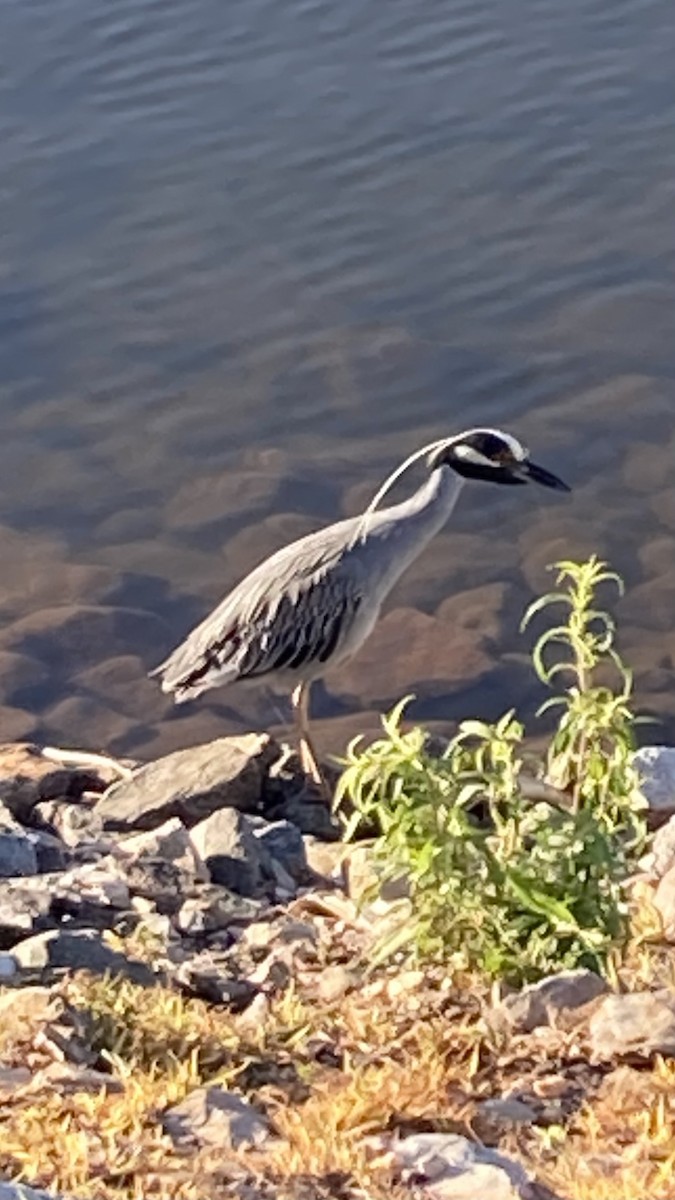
[2,737,675,1200]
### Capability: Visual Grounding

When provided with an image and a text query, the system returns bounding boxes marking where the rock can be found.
[165,466,284,535]
[17,1062,124,1095]
[162,1085,273,1150]
[0,804,38,876]
[264,746,340,839]
[117,818,208,880]
[56,859,131,911]
[302,836,347,882]
[11,928,155,984]
[0,1067,32,1097]
[252,819,307,881]
[0,604,170,673]
[316,964,356,1003]
[0,986,57,1049]
[269,790,340,840]
[492,970,608,1034]
[653,864,675,940]
[475,1097,538,1136]
[190,809,266,896]
[329,606,494,708]
[32,829,68,873]
[0,1182,66,1200]
[176,887,260,935]
[175,956,257,1009]
[436,582,511,641]
[634,746,675,825]
[343,843,409,903]
[589,990,675,1061]
[74,654,170,723]
[391,1131,535,1199]
[117,857,192,915]
[642,814,675,877]
[96,734,280,831]
[45,697,135,757]
[0,742,106,822]
[0,951,17,979]
[0,877,56,948]
[33,800,106,850]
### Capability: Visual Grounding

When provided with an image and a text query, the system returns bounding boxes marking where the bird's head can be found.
[427,428,570,492]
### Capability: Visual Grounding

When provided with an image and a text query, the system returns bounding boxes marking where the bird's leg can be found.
[291,681,329,798]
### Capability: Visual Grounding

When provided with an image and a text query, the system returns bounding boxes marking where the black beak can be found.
[521,460,571,492]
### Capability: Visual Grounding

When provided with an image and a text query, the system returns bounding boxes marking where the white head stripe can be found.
[454,445,496,467]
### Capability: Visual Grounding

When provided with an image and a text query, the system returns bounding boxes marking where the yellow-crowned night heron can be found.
[151,428,569,788]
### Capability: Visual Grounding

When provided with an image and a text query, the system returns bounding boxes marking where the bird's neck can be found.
[364,466,464,589]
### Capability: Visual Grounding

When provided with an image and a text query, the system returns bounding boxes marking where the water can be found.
[0,0,674,759]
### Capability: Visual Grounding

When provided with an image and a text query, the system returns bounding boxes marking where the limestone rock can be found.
[252,818,307,881]
[643,814,675,878]
[0,1182,66,1199]
[96,734,280,831]
[0,743,106,822]
[0,952,17,979]
[0,804,38,876]
[653,864,675,940]
[11,928,155,984]
[189,808,267,896]
[492,970,608,1034]
[317,964,356,1003]
[391,1131,536,1199]
[634,746,675,825]
[589,990,675,1061]
[174,954,257,1009]
[162,1085,273,1149]
[0,877,56,948]
[176,886,261,935]
[117,817,208,880]
[33,799,106,850]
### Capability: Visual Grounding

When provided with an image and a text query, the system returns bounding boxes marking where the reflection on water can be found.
[0,0,674,756]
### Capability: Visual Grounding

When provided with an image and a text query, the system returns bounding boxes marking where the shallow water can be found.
[0,0,675,758]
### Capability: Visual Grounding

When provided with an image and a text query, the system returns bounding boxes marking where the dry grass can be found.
[1,964,675,1199]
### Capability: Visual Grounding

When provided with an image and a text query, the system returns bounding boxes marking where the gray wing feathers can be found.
[153,518,364,699]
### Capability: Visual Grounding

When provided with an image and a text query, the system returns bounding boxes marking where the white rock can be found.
[57,859,130,908]
[589,990,675,1060]
[641,814,675,878]
[654,864,675,940]
[491,969,608,1033]
[117,818,208,881]
[392,1132,533,1199]
[634,746,675,819]
[0,952,17,980]
[0,1184,65,1199]
[162,1085,273,1149]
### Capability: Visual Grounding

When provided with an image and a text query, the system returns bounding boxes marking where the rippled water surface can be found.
[1,0,675,757]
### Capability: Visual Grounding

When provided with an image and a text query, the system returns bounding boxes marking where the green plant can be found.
[522,556,645,844]
[335,557,647,983]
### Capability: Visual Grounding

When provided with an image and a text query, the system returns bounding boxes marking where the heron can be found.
[151,428,570,791]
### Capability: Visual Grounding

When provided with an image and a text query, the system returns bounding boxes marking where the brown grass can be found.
[1,963,675,1200]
